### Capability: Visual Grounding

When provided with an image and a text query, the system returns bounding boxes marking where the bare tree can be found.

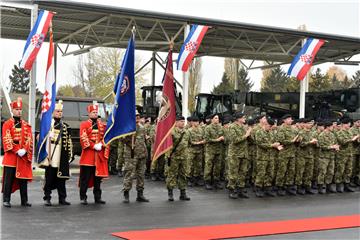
[188,58,202,113]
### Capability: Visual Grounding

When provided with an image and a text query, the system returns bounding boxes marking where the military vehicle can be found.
[1,94,106,156]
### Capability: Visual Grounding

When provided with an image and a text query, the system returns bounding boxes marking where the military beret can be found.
[267,117,275,125]
[341,117,352,124]
[192,115,200,122]
[246,118,256,126]
[323,120,332,127]
[233,112,245,120]
[222,116,232,124]
[281,114,292,120]
[176,115,185,121]
[187,116,193,122]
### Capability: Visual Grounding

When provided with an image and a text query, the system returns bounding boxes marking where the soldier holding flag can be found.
[40,100,73,206]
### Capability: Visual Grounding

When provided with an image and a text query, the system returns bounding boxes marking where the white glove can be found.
[94,143,102,151]
[17,149,27,157]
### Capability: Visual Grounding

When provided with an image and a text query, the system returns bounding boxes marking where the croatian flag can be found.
[287,38,325,81]
[20,10,54,71]
[177,24,209,72]
[37,29,56,164]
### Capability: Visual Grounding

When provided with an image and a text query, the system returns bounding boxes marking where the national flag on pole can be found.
[37,27,56,164]
[20,10,54,71]
[152,50,176,161]
[287,38,325,81]
[177,24,209,72]
[104,34,136,145]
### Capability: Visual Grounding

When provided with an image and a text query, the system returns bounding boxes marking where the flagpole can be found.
[299,25,307,118]
[182,25,190,119]
[29,4,38,163]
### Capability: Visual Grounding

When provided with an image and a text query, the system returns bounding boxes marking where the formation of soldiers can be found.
[2,97,360,207]
[109,111,360,200]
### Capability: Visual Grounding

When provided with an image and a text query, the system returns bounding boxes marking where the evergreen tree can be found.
[237,66,253,92]
[211,73,233,94]
[260,66,295,92]
[351,70,360,87]
[309,68,331,92]
[9,63,30,93]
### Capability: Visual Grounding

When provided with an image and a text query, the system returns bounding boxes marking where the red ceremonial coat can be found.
[2,118,33,192]
[79,119,109,178]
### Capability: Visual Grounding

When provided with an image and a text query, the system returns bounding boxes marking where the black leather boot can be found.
[136,190,149,202]
[327,184,336,193]
[277,187,286,196]
[168,189,174,201]
[318,184,326,194]
[344,183,355,192]
[264,186,276,197]
[297,185,305,195]
[255,186,264,198]
[179,189,190,201]
[205,181,213,190]
[336,183,344,193]
[238,187,250,198]
[305,185,317,194]
[123,190,130,203]
[229,189,238,199]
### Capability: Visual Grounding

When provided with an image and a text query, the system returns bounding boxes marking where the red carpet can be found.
[112,214,360,240]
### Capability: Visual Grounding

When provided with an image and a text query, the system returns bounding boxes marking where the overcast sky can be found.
[1,0,359,93]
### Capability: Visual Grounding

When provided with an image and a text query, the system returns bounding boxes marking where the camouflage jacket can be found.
[228,123,248,157]
[254,127,272,160]
[122,124,148,159]
[298,129,317,157]
[204,123,224,151]
[188,126,205,153]
[170,127,189,159]
[317,130,337,159]
[335,128,354,156]
[350,126,360,155]
[276,124,298,156]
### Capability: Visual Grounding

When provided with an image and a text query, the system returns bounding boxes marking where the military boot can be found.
[136,190,149,202]
[151,173,157,181]
[229,189,238,199]
[168,189,174,201]
[344,183,355,192]
[286,185,297,196]
[179,190,191,201]
[277,187,286,196]
[238,187,250,198]
[214,181,223,190]
[3,202,11,208]
[327,184,336,193]
[187,177,194,187]
[196,177,205,186]
[318,184,326,194]
[205,181,213,190]
[264,186,276,197]
[44,199,52,206]
[296,185,306,195]
[305,185,317,194]
[336,183,344,193]
[255,186,264,198]
[123,190,130,203]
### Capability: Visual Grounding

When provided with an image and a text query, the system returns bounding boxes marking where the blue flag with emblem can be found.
[104,34,136,145]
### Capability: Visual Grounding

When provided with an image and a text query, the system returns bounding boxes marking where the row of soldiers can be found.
[109,112,360,200]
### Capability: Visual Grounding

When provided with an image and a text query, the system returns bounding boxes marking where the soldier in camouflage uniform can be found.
[247,118,258,185]
[187,116,205,187]
[117,141,125,177]
[275,114,298,196]
[166,116,190,201]
[316,121,339,194]
[122,112,150,203]
[254,115,282,197]
[350,119,360,186]
[221,115,232,184]
[204,114,225,190]
[227,112,251,199]
[108,139,119,175]
[297,119,318,194]
[144,118,153,178]
[334,118,357,192]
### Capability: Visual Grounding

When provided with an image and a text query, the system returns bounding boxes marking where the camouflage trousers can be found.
[255,156,274,188]
[204,149,222,182]
[312,152,319,183]
[187,150,203,178]
[117,141,125,171]
[317,157,335,185]
[295,156,306,186]
[108,140,119,171]
[123,157,146,191]
[334,154,353,184]
[275,153,296,187]
[302,157,314,187]
[165,157,187,190]
[227,155,249,189]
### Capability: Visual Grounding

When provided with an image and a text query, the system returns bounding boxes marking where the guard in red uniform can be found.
[79,102,109,205]
[2,97,33,208]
